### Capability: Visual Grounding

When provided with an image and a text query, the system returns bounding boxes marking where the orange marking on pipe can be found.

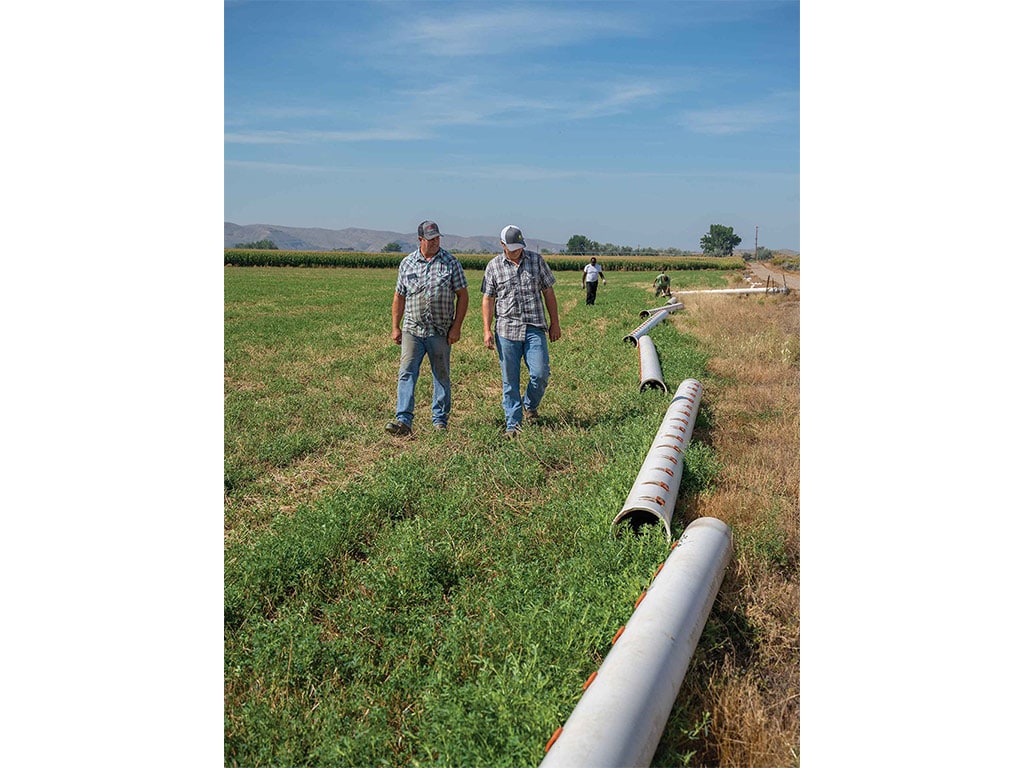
[612,625,625,644]
[634,591,647,609]
[655,443,682,453]
[654,562,665,577]
[545,727,564,752]
[638,495,666,506]
[642,480,670,491]
[583,671,598,690]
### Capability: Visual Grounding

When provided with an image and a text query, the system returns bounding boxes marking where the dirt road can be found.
[745,260,799,291]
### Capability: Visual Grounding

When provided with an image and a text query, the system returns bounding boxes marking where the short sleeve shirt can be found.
[395,247,468,337]
[480,249,556,341]
[583,263,603,282]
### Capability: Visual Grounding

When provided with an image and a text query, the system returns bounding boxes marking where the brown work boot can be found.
[385,420,411,437]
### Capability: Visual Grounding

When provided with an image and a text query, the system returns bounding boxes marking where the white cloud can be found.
[224,127,430,144]
[397,6,636,57]
[568,80,666,119]
[679,92,798,135]
[225,160,335,173]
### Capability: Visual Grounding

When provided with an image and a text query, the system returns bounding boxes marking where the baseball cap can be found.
[500,225,525,251]
[418,220,442,240]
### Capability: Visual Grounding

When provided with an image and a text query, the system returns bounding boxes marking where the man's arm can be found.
[391,293,405,345]
[543,287,561,342]
[482,294,496,350]
[448,287,469,344]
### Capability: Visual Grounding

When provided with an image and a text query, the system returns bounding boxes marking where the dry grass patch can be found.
[677,291,800,766]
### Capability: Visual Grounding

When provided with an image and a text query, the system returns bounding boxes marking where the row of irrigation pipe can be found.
[539,290,735,766]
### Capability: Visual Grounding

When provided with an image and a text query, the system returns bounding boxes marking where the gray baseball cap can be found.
[500,224,525,251]
[418,220,442,240]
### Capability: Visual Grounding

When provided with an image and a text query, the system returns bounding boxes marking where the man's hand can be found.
[484,330,495,350]
[448,326,462,344]
[548,320,562,342]
[391,328,402,345]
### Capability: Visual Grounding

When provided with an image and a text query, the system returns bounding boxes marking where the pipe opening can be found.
[613,509,669,539]
[640,379,668,393]
[623,335,638,346]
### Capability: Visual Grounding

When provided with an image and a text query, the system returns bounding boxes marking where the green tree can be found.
[381,241,402,253]
[234,239,279,250]
[699,225,742,256]
[565,234,598,256]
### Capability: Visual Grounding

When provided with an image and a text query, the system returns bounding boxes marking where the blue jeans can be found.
[395,332,452,427]
[495,327,550,430]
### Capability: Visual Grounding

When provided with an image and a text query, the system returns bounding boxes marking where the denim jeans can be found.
[395,331,451,427]
[495,326,550,430]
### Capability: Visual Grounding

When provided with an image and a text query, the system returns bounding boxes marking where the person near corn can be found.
[385,220,468,436]
[582,256,606,305]
[481,225,562,439]
[654,269,672,297]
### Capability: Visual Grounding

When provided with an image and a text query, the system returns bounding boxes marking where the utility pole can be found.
[754,226,758,259]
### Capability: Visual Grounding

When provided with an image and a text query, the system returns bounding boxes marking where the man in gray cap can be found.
[481,224,562,438]
[385,220,469,436]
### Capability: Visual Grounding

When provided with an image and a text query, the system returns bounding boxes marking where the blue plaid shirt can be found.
[395,247,468,338]
[481,249,557,341]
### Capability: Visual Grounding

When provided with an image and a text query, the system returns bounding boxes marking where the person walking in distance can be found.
[385,220,469,436]
[481,225,562,439]
[582,256,606,305]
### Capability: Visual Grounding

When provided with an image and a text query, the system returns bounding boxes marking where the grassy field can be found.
[225,265,799,766]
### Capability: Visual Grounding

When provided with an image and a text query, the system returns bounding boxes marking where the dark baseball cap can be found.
[418,220,442,240]
[500,224,525,251]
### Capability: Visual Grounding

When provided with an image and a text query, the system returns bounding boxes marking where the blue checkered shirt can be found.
[395,247,468,338]
[481,249,557,341]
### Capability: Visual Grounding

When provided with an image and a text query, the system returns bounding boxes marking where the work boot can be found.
[385,420,411,436]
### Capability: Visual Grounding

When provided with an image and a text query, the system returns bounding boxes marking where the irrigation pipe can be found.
[612,379,703,540]
[671,286,789,296]
[623,309,669,346]
[639,302,686,319]
[637,335,667,393]
[540,517,733,768]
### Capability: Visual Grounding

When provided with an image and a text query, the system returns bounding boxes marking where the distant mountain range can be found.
[225,222,566,254]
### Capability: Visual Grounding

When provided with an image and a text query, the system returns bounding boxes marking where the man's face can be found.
[420,236,441,258]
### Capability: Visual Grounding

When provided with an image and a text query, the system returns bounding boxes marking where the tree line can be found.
[565,224,746,257]
[238,224,772,259]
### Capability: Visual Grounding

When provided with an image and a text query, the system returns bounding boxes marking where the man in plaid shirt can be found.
[481,225,562,438]
[385,220,469,436]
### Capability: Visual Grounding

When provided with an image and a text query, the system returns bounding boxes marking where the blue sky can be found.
[225,0,799,251]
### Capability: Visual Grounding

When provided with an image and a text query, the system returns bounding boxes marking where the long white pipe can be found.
[637,335,667,393]
[623,309,669,346]
[671,286,789,296]
[540,517,733,768]
[612,379,703,540]
[639,302,686,319]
